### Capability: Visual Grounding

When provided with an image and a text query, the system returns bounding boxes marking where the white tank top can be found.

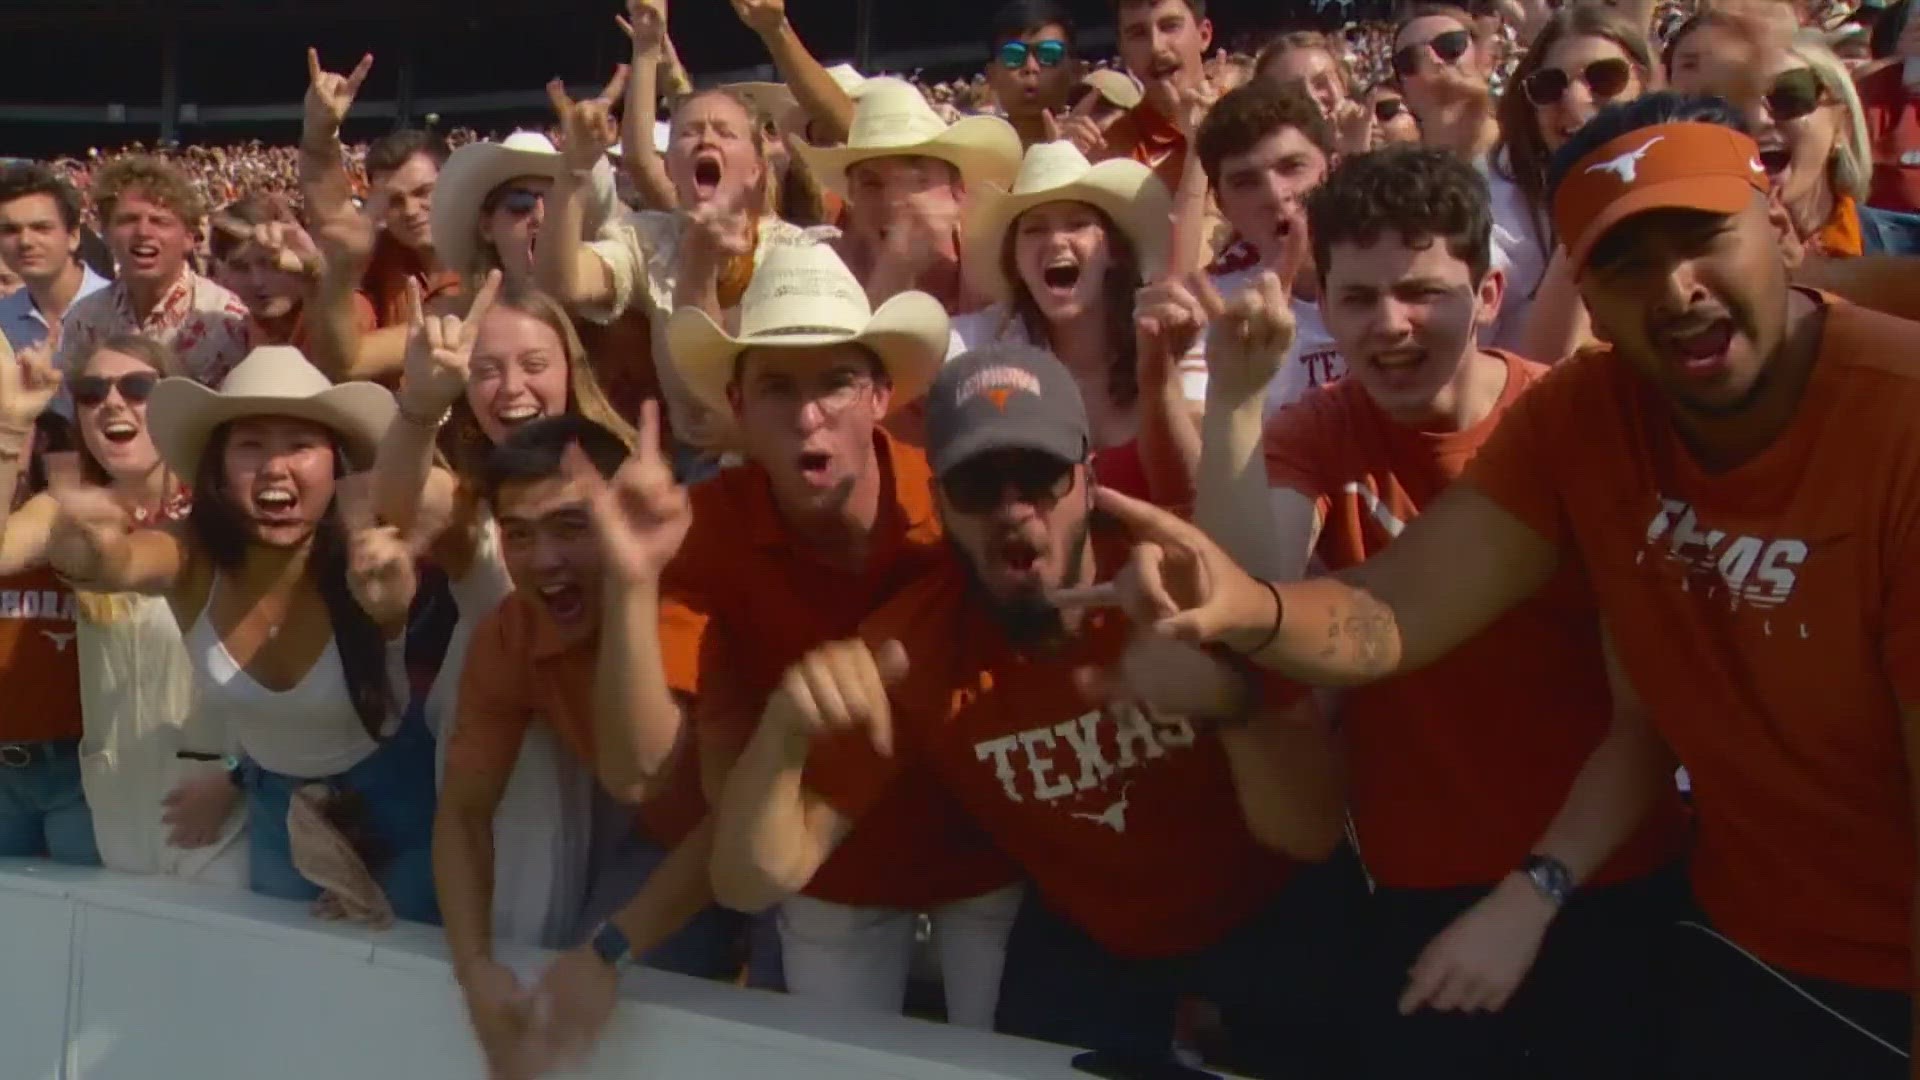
[187,575,380,779]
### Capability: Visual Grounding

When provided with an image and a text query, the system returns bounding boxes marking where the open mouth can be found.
[797,450,834,486]
[101,421,139,445]
[537,582,586,625]
[692,152,724,199]
[1660,318,1734,377]
[1758,148,1792,176]
[1148,60,1182,81]
[1041,261,1082,294]
[252,487,299,519]
[128,242,159,262]
[494,403,542,428]
[1370,347,1425,373]
[986,536,1044,586]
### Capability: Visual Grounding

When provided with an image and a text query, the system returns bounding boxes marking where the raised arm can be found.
[299,49,373,230]
[370,272,498,535]
[731,0,854,145]
[538,70,629,313]
[618,0,680,212]
[0,338,65,574]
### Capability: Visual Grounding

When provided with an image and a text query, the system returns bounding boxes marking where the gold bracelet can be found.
[396,398,451,429]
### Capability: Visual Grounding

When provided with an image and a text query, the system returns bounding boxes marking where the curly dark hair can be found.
[0,162,83,234]
[1196,78,1333,190]
[364,129,450,183]
[1306,143,1493,284]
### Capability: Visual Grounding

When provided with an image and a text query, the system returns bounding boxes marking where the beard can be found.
[955,513,1092,651]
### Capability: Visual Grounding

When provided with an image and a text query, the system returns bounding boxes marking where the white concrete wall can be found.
[0,860,1097,1080]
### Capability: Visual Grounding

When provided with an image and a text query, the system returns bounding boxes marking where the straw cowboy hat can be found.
[1079,69,1144,111]
[432,131,622,275]
[666,243,949,419]
[961,141,1173,302]
[790,76,1023,197]
[148,346,396,480]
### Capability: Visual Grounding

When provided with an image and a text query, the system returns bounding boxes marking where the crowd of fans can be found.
[0,0,1918,1077]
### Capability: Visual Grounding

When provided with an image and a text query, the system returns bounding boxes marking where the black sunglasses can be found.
[941,452,1077,514]
[1521,57,1634,107]
[1764,68,1825,123]
[1372,97,1406,123]
[999,39,1069,70]
[1391,29,1472,79]
[71,372,158,408]
[488,187,546,216]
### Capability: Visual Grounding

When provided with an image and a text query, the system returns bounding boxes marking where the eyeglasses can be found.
[1520,57,1634,107]
[751,371,877,418]
[1372,97,1406,123]
[941,452,1077,514]
[71,372,158,408]
[487,188,546,216]
[998,39,1069,70]
[1764,68,1825,123]
[1391,29,1472,79]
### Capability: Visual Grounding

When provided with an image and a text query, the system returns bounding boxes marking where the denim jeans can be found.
[0,740,101,865]
[574,788,747,982]
[240,710,440,925]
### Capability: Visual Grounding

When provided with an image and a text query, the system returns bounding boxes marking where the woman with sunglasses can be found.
[1493,5,1656,361]
[1363,82,1423,149]
[0,334,245,881]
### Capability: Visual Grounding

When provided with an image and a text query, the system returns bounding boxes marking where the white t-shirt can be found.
[1479,155,1548,355]
[1204,268,1346,417]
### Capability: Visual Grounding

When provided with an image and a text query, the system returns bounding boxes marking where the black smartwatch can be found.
[589,920,633,967]
[1519,854,1575,908]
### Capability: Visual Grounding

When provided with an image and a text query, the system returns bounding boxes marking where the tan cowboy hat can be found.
[432,131,622,275]
[666,243,949,419]
[148,347,396,480]
[1079,69,1144,111]
[789,76,1023,197]
[961,141,1173,302]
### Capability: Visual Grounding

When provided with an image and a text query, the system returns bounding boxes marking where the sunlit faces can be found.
[1320,231,1503,421]
[1012,201,1117,323]
[218,416,338,549]
[479,175,553,280]
[74,348,162,480]
[1527,35,1645,152]
[106,191,192,291]
[668,92,766,213]
[1116,0,1213,116]
[0,192,78,286]
[730,343,891,517]
[494,475,605,646]
[1214,126,1329,271]
[1263,46,1348,118]
[1578,201,1797,418]
[1365,86,1420,148]
[216,237,307,321]
[936,448,1091,645]
[1391,16,1485,118]
[374,153,438,253]
[988,24,1078,120]
[845,155,964,249]
[1746,57,1840,214]
[467,305,572,446]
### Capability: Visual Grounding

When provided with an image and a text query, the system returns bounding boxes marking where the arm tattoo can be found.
[1326,597,1399,676]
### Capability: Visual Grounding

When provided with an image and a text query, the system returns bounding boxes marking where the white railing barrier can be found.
[0,861,1098,1080]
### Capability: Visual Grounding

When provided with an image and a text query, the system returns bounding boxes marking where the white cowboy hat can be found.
[789,76,1023,197]
[666,243,949,420]
[148,347,396,480]
[961,141,1173,303]
[431,132,624,276]
[1079,69,1144,111]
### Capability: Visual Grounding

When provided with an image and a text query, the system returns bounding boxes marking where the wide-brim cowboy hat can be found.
[430,131,568,275]
[789,76,1023,198]
[666,243,949,421]
[1078,69,1144,111]
[962,141,1173,302]
[148,346,396,481]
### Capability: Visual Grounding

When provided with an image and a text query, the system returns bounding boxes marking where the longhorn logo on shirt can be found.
[971,703,1195,833]
[1641,499,1806,610]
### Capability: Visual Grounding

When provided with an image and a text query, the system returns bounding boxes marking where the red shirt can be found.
[1265,351,1686,889]
[1107,102,1188,193]
[1466,297,1920,989]
[805,539,1298,959]
[1857,64,1920,214]
[0,565,84,742]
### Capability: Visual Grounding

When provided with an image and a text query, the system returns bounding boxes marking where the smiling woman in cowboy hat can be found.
[948,139,1192,503]
[43,343,444,925]
[431,131,625,299]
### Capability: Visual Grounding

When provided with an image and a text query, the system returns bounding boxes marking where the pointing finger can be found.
[306,47,324,86]
[1071,87,1102,119]
[1049,582,1120,611]
[636,398,665,466]
[402,276,425,331]
[599,64,631,105]
[345,53,374,95]
[1093,486,1201,547]
[545,78,574,119]
[461,269,503,343]
[1042,108,1062,144]
[615,13,635,36]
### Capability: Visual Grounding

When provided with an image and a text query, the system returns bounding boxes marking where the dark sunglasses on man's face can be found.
[1391,29,1472,79]
[999,38,1069,70]
[1520,56,1633,107]
[941,452,1076,515]
[1764,68,1825,123]
[1373,97,1406,123]
[489,188,546,216]
[71,372,158,408]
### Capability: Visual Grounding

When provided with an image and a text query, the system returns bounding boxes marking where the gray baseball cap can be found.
[924,342,1090,477]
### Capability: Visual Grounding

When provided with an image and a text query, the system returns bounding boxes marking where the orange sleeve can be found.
[1461,357,1580,551]
[1262,394,1335,507]
[351,290,379,333]
[444,606,533,778]
[691,619,772,752]
[1882,453,1920,706]
[658,591,710,699]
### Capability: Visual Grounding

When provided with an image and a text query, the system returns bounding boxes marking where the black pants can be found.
[1351,869,1683,1080]
[1660,917,1910,1079]
[995,846,1370,1079]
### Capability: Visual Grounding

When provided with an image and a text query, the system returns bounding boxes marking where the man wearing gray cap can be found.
[712,341,1356,1077]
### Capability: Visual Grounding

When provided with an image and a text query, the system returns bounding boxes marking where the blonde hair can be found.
[92,155,207,232]
[1786,33,1873,203]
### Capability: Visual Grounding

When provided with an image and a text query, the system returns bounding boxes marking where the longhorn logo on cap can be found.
[1585,135,1665,184]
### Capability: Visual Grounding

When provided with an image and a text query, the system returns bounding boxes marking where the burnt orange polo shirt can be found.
[361,233,462,329]
[1106,101,1188,194]
[660,430,1017,908]
[0,565,82,743]
[447,590,704,845]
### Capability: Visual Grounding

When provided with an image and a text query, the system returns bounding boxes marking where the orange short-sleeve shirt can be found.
[658,431,1016,909]
[1464,297,1920,989]
[447,591,704,845]
[1264,352,1686,890]
[0,565,82,743]
[805,539,1298,960]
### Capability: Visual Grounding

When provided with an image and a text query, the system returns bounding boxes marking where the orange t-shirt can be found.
[361,234,462,328]
[250,292,381,353]
[1107,102,1188,194]
[660,431,1017,909]
[805,538,1298,959]
[447,590,705,846]
[0,565,82,743]
[1465,296,1920,990]
[1265,351,1686,890]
